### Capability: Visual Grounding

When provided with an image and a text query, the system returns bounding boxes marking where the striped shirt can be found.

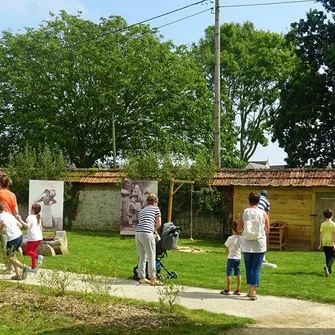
[257,195,270,212]
[136,205,161,233]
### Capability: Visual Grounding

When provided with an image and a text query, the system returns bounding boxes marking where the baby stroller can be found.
[133,222,181,280]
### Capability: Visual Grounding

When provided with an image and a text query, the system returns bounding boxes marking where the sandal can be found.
[150,279,163,286]
[250,295,257,301]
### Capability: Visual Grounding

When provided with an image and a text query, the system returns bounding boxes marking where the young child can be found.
[221,221,242,295]
[21,203,44,272]
[318,208,335,277]
[0,202,28,280]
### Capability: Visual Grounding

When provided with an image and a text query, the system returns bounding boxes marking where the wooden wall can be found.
[233,186,314,250]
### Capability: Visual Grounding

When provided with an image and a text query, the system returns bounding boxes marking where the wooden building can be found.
[212,169,335,250]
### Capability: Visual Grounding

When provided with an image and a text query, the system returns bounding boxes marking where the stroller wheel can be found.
[168,271,178,279]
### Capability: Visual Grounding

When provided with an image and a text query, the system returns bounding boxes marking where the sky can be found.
[0,0,325,165]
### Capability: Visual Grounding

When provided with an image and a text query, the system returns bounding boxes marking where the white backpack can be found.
[242,209,264,241]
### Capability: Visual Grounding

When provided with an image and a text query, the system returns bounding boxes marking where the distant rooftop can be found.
[245,160,270,169]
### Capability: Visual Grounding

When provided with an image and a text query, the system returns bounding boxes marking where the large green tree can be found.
[270,1,335,167]
[194,22,296,163]
[0,11,212,167]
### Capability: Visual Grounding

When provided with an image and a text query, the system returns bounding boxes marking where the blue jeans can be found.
[243,252,265,286]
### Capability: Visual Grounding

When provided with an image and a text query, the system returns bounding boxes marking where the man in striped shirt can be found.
[258,190,270,264]
[258,190,270,216]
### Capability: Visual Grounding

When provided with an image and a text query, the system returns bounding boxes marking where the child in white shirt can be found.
[21,203,44,272]
[221,221,242,295]
[0,202,28,280]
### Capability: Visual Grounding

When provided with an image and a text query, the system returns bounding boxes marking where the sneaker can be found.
[28,267,37,273]
[139,278,151,284]
[324,267,329,277]
[220,289,231,295]
[233,290,241,295]
[37,255,44,266]
[11,275,22,281]
[21,266,29,280]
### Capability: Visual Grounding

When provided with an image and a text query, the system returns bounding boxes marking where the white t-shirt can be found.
[224,235,242,259]
[26,214,43,241]
[0,211,22,241]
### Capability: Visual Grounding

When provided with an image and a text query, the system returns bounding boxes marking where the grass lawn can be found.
[36,230,335,304]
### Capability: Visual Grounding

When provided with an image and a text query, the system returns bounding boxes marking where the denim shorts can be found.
[226,258,241,276]
[6,235,23,257]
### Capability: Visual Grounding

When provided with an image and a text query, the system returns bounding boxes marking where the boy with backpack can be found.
[221,221,242,295]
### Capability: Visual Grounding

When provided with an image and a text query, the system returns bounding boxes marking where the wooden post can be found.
[167,177,194,222]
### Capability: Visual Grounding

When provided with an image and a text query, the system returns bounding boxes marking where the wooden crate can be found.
[268,222,287,251]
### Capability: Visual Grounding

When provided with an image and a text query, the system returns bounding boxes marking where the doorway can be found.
[314,193,335,250]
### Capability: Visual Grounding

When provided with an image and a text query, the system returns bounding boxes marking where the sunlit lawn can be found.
[35,230,335,304]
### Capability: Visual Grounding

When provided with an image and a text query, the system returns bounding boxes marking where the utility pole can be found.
[214,0,221,169]
[112,119,116,169]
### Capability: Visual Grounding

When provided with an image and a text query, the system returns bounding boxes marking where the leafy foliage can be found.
[124,150,221,222]
[0,11,213,168]
[194,22,296,164]
[271,1,335,167]
[6,145,68,203]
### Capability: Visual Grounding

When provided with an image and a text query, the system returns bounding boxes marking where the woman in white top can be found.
[21,203,43,271]
[237,191,269,301]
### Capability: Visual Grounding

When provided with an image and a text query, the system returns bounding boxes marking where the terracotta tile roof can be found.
[66,169,126,184]
[212,169,335,187]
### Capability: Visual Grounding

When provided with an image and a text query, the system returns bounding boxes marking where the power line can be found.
[220,0,315,9]
[70,0,212,47]
[155,0,315,31]
[7,0,317,60]
[156,8,213,30]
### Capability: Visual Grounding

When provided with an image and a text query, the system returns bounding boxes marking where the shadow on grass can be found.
[272,271,324,277]
[38,322,247,335]
[221,328,335,335]
[67,230,120,238]
[38,324,335,335]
